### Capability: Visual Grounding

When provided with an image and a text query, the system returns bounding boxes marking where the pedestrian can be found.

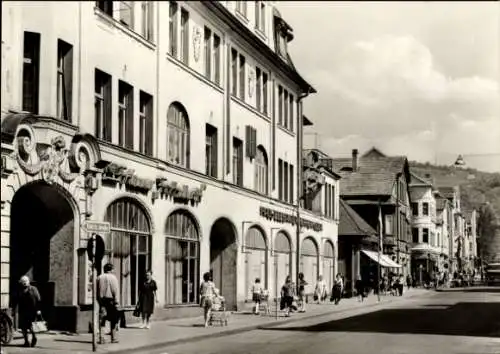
[406,274,412,290]
[138,270,157,329]
[355,275,365,302]
[251,278,263,315]
[398,275,404,296]
[297,273,307,313]
[314,275,327,304]
[97,263,120,343]
[332,273,343,305]
[12,276,41,347]
[199,272,216,327]
[280,276,295,317]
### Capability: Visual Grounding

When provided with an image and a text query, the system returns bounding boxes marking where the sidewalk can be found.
[2,288,429,354]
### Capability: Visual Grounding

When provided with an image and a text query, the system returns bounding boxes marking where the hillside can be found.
[409,161,500,263]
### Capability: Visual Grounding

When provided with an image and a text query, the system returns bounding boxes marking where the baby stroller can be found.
[208,292,229,326]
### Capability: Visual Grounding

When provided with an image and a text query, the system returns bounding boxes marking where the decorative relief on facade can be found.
[153,177,207,206]
[193,26,202,62]
[248,68,256,98]
[102,162,155,193]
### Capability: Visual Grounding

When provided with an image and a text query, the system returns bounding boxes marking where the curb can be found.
[108,290,430,354]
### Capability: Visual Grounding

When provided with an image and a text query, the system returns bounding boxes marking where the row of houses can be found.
[0,1,478,333]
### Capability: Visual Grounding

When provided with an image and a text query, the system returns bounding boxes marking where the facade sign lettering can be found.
[102,162,155,192]
[259,206,323,232]
[154,177,207,205]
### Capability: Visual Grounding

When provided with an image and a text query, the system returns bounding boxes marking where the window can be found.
[204,27,212,79]
[423,202,429,216]
[284,161,289,202]
[141,1,154,41]
[119,1,134,27]
[96,0,113,16]
[325,184,330,218]
[167,102,190,168]
[139,91,153,156]
[238,54,246,100]
[236,1,247,17]
[412,228,419,243]
[384,214,393,235]
[169,1,178,56]
[57,39,73,122]
[255,66,269,115]
[300,238,319,293]
[22,31,40,114]
[165,210,199,305]
[232,138,243,186]
[180,8,189,64]
[231,49,238,96]
[118,81,134,149]
[423,228,429,243]
[255,1,266,33]
[283,90,289,129]
[245,227,267,298]
[213,34,221,85]
[289,94,294,132]
[277,33,287,57]
[94,69,112,142]
[104,198,151,307]
[289,164,294,204]
[254,146,268,194]
[205,124,218,178]
[278,86,283,125]
[278,159,283,200]
[412,202,418,216]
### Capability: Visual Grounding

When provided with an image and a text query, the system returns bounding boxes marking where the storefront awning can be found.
[362,250,402,268]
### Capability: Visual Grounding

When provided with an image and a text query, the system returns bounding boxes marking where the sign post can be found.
[86,224,107,352]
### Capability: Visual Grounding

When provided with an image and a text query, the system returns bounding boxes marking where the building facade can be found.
[1,1,338,332]
[435,193,451,272]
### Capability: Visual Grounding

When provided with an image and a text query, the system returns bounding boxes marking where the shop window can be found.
[104,198,151,307]
[167,102,190,168]
[22,31,40,114]
[245,226,267,299]
[274,231,291,295]
[165,210,200,305]
[323,241,335,290]
[300,237,318,294]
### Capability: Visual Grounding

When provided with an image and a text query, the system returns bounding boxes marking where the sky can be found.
[278,1,500,173]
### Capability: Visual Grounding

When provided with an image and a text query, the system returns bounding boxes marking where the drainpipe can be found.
[295,88,313,290]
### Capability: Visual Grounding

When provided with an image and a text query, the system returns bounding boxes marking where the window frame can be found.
[57,39,73,122]
[167,103,190,168]
[139,91,153,156]
[254,146,268,195]
[118,80,134,149]
[180,7,189,64]
[205,124,218,178]
[168,1,178,57]
[94,68,112,142]
[22,31,41,114]
[232,137,243,186]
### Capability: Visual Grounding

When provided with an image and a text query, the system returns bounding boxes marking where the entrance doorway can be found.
[210,218,237,310]
[10,182,75,328]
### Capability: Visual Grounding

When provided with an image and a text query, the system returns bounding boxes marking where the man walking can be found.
[97,263,120,343]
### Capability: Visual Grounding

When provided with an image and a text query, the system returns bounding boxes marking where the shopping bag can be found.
[133,305,141,318]
[32,314,48,333]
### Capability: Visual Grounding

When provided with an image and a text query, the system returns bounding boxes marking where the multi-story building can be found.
[1,1,338,332]
[435,192,451,272]
[409,173,441,279]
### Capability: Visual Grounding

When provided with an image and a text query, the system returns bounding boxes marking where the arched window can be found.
[274,231,292,291]
[245,226,267,298]
[323,241,335,290]
[105,198,152,307]
[300,237,319,293]
[167,102,190,168]
[165,209,199,305]
[254,146,268,194]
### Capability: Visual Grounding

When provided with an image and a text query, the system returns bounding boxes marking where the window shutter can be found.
[251,127,257,158]
[245,125,251,158]
[125,90,134,150]
[104,79,112,142]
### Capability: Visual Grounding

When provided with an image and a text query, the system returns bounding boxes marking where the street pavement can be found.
[1,287,429,354]
[139,287,500,354]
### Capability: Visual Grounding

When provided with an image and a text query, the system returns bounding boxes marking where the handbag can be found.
[32,313,48,333]
[133,303,141,318]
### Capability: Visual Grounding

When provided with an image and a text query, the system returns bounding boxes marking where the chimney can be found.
[352,149,358,171]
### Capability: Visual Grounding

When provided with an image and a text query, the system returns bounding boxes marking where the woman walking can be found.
[314,275,327,304]
[199,272,216,327]
[139,270,157,329]
[297,273,308,313]
[251,278,264,315]
[280,276,295,317]
[355,275,365,302]
[14,276,41,347]
[332,273,344,305]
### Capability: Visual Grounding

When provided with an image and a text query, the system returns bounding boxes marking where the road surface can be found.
[144,287,500,354]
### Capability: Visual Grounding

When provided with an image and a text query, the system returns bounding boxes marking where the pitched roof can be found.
[410,172,433,187]
[330,155,407,196]
[438,186,456,199]
[363,147,387,158]
[339,199,377,237]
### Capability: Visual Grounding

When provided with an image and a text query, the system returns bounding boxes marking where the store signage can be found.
[102,163,155,192]
[154,177,207,205]
[259,206,323,232]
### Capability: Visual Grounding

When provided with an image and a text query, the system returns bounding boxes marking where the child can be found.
[251,278,263,315]
[212,288,225,311]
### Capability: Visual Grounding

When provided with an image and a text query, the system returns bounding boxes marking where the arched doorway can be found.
[165,209,199,305]
[323,241,335,291]
[105,198,152,307]
[245,226,268,299]
[300,237,319,294]
[10,181,76,328]
[210,218,237,310]
[274,231,291,294]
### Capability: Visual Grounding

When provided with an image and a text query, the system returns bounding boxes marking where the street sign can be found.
[86,234,105,263]
[83,221,111,234]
